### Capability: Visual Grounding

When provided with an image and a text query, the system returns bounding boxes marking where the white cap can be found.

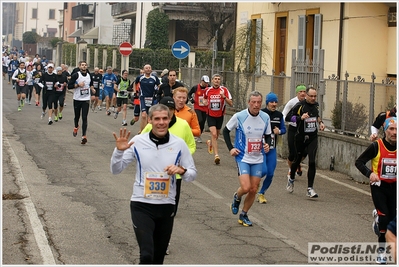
[201,75,210,83]
[47,63,54,68]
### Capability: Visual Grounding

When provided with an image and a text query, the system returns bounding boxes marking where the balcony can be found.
[111,3,137,19]
[71,4,94,21]
[157,2,235,21]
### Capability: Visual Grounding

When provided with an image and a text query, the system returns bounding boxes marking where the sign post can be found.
[171,40,190,80]
[119,42,133,72]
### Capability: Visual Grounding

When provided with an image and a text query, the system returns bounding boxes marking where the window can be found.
[49,9,55,19]
[388,7,396,27]
[32,8,37,19]
[32,28,36,33]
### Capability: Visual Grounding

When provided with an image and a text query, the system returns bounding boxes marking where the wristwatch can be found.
[179,166,187,175]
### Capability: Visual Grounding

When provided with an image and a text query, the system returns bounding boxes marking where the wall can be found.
[24,2,63,37]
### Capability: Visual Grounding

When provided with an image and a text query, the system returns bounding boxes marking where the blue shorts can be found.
[104,87,114,99]
[236,162,263,178]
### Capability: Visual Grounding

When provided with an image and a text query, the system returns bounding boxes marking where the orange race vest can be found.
[371,139,397,183]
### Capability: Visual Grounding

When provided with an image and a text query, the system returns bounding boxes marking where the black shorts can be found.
[207,115,224,130]
[3,66,7,73]
[15,84,27,95]
[93,87,100,97]
[116,97,128,107]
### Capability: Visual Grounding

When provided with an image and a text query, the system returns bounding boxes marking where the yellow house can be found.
[236,2,396,126]
[236,2,396,82]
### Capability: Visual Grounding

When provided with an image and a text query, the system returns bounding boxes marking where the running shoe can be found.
[98,106,102,111]
[238,214,253,226]
[20,99,24,107]
[81,136,87,145]
[130,119,136,126]
[114,112,119,119]
[54,116,58,122]
[107,110,111,116]
[18,106,21,111]
[196,137,203,143]
[372,209,380,237]
[35,102,39,106]
[214,155,220,165]
[122,121,128,126]
[28,101,31,105]
[13,85,15,89]
[286,177,294,193]
[257,193,267,204]
[306,187,318,198]
[296,164,303,176]
[73,127,79,137]
[375,248,387,264]
[231,192,240,215]
[41,111,45,119]
[58,112,62,120]
[206,140,213,154]
[48,119,53,125]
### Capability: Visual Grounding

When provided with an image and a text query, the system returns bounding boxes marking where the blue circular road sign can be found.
[171,40,190,59]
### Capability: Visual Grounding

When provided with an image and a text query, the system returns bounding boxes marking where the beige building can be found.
[236,2,396,126]
[236,2,396,83]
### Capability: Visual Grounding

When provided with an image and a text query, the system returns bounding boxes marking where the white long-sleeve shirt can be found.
[282,96,301,127]
[110,132,197,205]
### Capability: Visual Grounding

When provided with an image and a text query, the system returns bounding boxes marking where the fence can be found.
[59,43,396,138]
[180,66,396,139]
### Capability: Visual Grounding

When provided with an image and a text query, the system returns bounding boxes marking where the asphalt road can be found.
[2,79,378,265]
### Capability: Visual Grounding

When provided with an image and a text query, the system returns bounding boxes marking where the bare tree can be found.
[182,3,236,51]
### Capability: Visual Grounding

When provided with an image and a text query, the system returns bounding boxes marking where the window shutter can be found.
[297,15,306,62]
[313,14,322,64]
[246,20,252,72]
[255,18,263,75]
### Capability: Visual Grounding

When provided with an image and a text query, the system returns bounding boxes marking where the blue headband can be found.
[384,117,397,131]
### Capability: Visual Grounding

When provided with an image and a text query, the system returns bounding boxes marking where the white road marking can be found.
[4,137,56,265]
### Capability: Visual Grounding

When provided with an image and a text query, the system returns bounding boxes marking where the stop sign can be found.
[119,42,133,56]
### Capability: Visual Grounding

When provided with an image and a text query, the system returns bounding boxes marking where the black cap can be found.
[159,96,175,109]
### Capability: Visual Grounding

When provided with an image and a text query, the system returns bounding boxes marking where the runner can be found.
[282,84,308,178]
[135,64,160,133]
[370,105,397,141]
[203,74,233,165]
[90,67,102,113]
[257,93,286,204]
[67,61,95,144]
[32,63,43,106]
[156,69,183,102]
[188,75,210,143]
[223,91,271,226]
[54,66,68,121]
[173,86,201,137]
[284,86,325,197]
[101,66,118,116]
[114,70,133,126]
[39,63,57,124]
[110,104,197,264]
[355,117,397,264]
[25,64,34,105]
[130,69,144,126]
[9,55,19,89]
[11,61,29,111]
